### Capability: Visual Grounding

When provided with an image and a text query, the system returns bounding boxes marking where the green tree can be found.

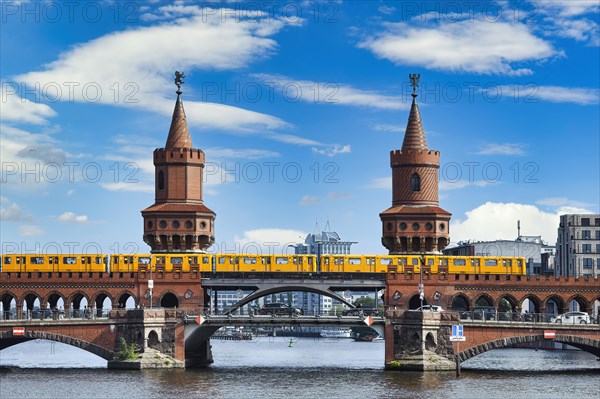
[353,297,375,308]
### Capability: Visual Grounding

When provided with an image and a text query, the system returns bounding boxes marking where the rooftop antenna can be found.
[324,220,331,232]
[313,222,320,235]
[517,220,521,239]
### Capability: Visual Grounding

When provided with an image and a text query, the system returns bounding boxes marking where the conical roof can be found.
[401,94,428,151]
[165,93,192,149]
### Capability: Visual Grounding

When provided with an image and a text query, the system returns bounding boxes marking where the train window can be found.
[64,257,77,264]
[218,257,225,264]
[485,259,498,266]
[505,260,512,267]
[243,257,257,264]
[411,258,419,266]
[171,257,183,264]
[308,257,313,264]
[113,256,119,264]
[397,258,406,266]
[379,258,392,265]
[202,257,210,264]
[49,257,54,264]
[348,258,361,265]
[275,257,288,264]
[471,259,480,266]
[438,258,448,266]
[95,257,103,264]
[453,259,466,266]
[188,256,197,264]
[3,257,10,264]
[30,257,44,264]
[293,257,298,264]
[323,258,329,265]
[427,258,434,266]
[139,257,151,264]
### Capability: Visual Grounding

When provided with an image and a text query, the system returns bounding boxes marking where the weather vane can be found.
[175,71,185,94]
[409,73,420,96]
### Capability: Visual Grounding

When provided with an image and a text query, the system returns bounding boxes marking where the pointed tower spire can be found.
[165,71,192,150]
[401,74,428,151]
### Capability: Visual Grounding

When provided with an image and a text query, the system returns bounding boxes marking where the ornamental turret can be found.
[141,72,215,252]
[380,74,451,253]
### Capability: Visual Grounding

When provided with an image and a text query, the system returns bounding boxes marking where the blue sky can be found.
[1,0,599,256]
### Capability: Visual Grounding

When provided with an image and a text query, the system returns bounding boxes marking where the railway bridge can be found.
[1,271,599,369]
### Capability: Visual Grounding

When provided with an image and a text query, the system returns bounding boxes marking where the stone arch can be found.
[0,291,17,320]
[20,291,42,317]
[91,291,114,317]
[408,293,428,310]
[449,293,471,311]
[543,295,565,316]
[458,334,600,361]
[147,330,161,350]
[474,294,494,307]
[497,294,518,311]
[425,332,437,351]
[519,294,542,314]
[67,291,89,318]
[115,291,136,309]
[565,295,590,313]
[159,291,179,308]
[0,330,113,360]
[44,291,65,309]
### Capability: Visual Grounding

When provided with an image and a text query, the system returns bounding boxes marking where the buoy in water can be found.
[289,338,293,348]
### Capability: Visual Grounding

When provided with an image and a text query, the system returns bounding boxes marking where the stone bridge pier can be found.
[385,311,456,371]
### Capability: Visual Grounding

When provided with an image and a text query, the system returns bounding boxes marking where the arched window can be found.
[158,170,165,190]
[410,173,421,192]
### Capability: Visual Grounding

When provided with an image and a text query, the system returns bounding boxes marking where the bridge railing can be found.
[457,311,599,325]
[0,308,113,321]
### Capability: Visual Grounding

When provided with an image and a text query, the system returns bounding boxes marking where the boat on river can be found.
[320,328,352,338]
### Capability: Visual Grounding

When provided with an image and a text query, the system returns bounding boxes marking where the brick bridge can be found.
[1,271,599,369]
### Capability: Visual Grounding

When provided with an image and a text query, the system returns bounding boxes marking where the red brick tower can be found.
[142,72,215,252]
[380,74,451,253]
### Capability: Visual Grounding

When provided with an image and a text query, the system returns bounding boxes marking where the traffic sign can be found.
[450,324,466,341]
[363,315,374,326]
[544,330,556,339]
[12,327,25,336]
[195,315,206,325]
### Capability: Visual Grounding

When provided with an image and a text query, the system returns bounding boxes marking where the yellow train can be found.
[0,253,526,275]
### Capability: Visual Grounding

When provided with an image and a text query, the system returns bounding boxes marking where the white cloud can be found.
[233,228,308,254]
[368,176,392,189]
[0,198,22,221]
[66,189,75,196]
[18,224,44,237]
[378,5,396,15]
[100,182,154,193]
[450,202,594,245]
[312,144,351,157]
[253,73,408,110]
[1,88,57,125]
[57,211,89,223]
[535,197,593,208]
[439,180,491,191]
[542,17,599,44]
[206,148,280,159]
[14,7,297,132]
[477,143,525,156]
[299,195,322,205]
[373,124,405,133]
[327,192,352,200]
[359,19,558,75]
[500,85,600,105]
[533,0,600,17]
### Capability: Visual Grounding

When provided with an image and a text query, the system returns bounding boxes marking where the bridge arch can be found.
[43,291,65,310]
[159,291,179,308]
[449,293,470,311]
[0,292,17,319]
[459,334,600,361]
[565,295,590,313]
[0,330,113,360]
[474,294,493,307]
[115,290,136,309]
[221,284,355,314]
[519,294,541,313]
[497,295,519,312]
[543,295,565,315]
[20,291,42,315]
[91,291,114,310]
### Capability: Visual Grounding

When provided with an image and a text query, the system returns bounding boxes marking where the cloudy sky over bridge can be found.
[1,1,598,254]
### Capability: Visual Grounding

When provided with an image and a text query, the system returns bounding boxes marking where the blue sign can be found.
[452,325,463,337]
[451,325,466,341]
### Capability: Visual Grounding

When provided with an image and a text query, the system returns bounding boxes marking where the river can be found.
[1,338,599,399]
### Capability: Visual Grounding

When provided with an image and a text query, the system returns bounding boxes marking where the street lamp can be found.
[419,255,425,310]
[148,255,154,309]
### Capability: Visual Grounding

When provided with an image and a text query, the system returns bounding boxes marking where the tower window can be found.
[158,170,165,190]
[410,173,421,192]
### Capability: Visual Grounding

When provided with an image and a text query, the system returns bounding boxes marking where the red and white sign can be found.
[195,315,206,325]
[544,330,556,339]
[363,315,374,326]
[12,327,25,336]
